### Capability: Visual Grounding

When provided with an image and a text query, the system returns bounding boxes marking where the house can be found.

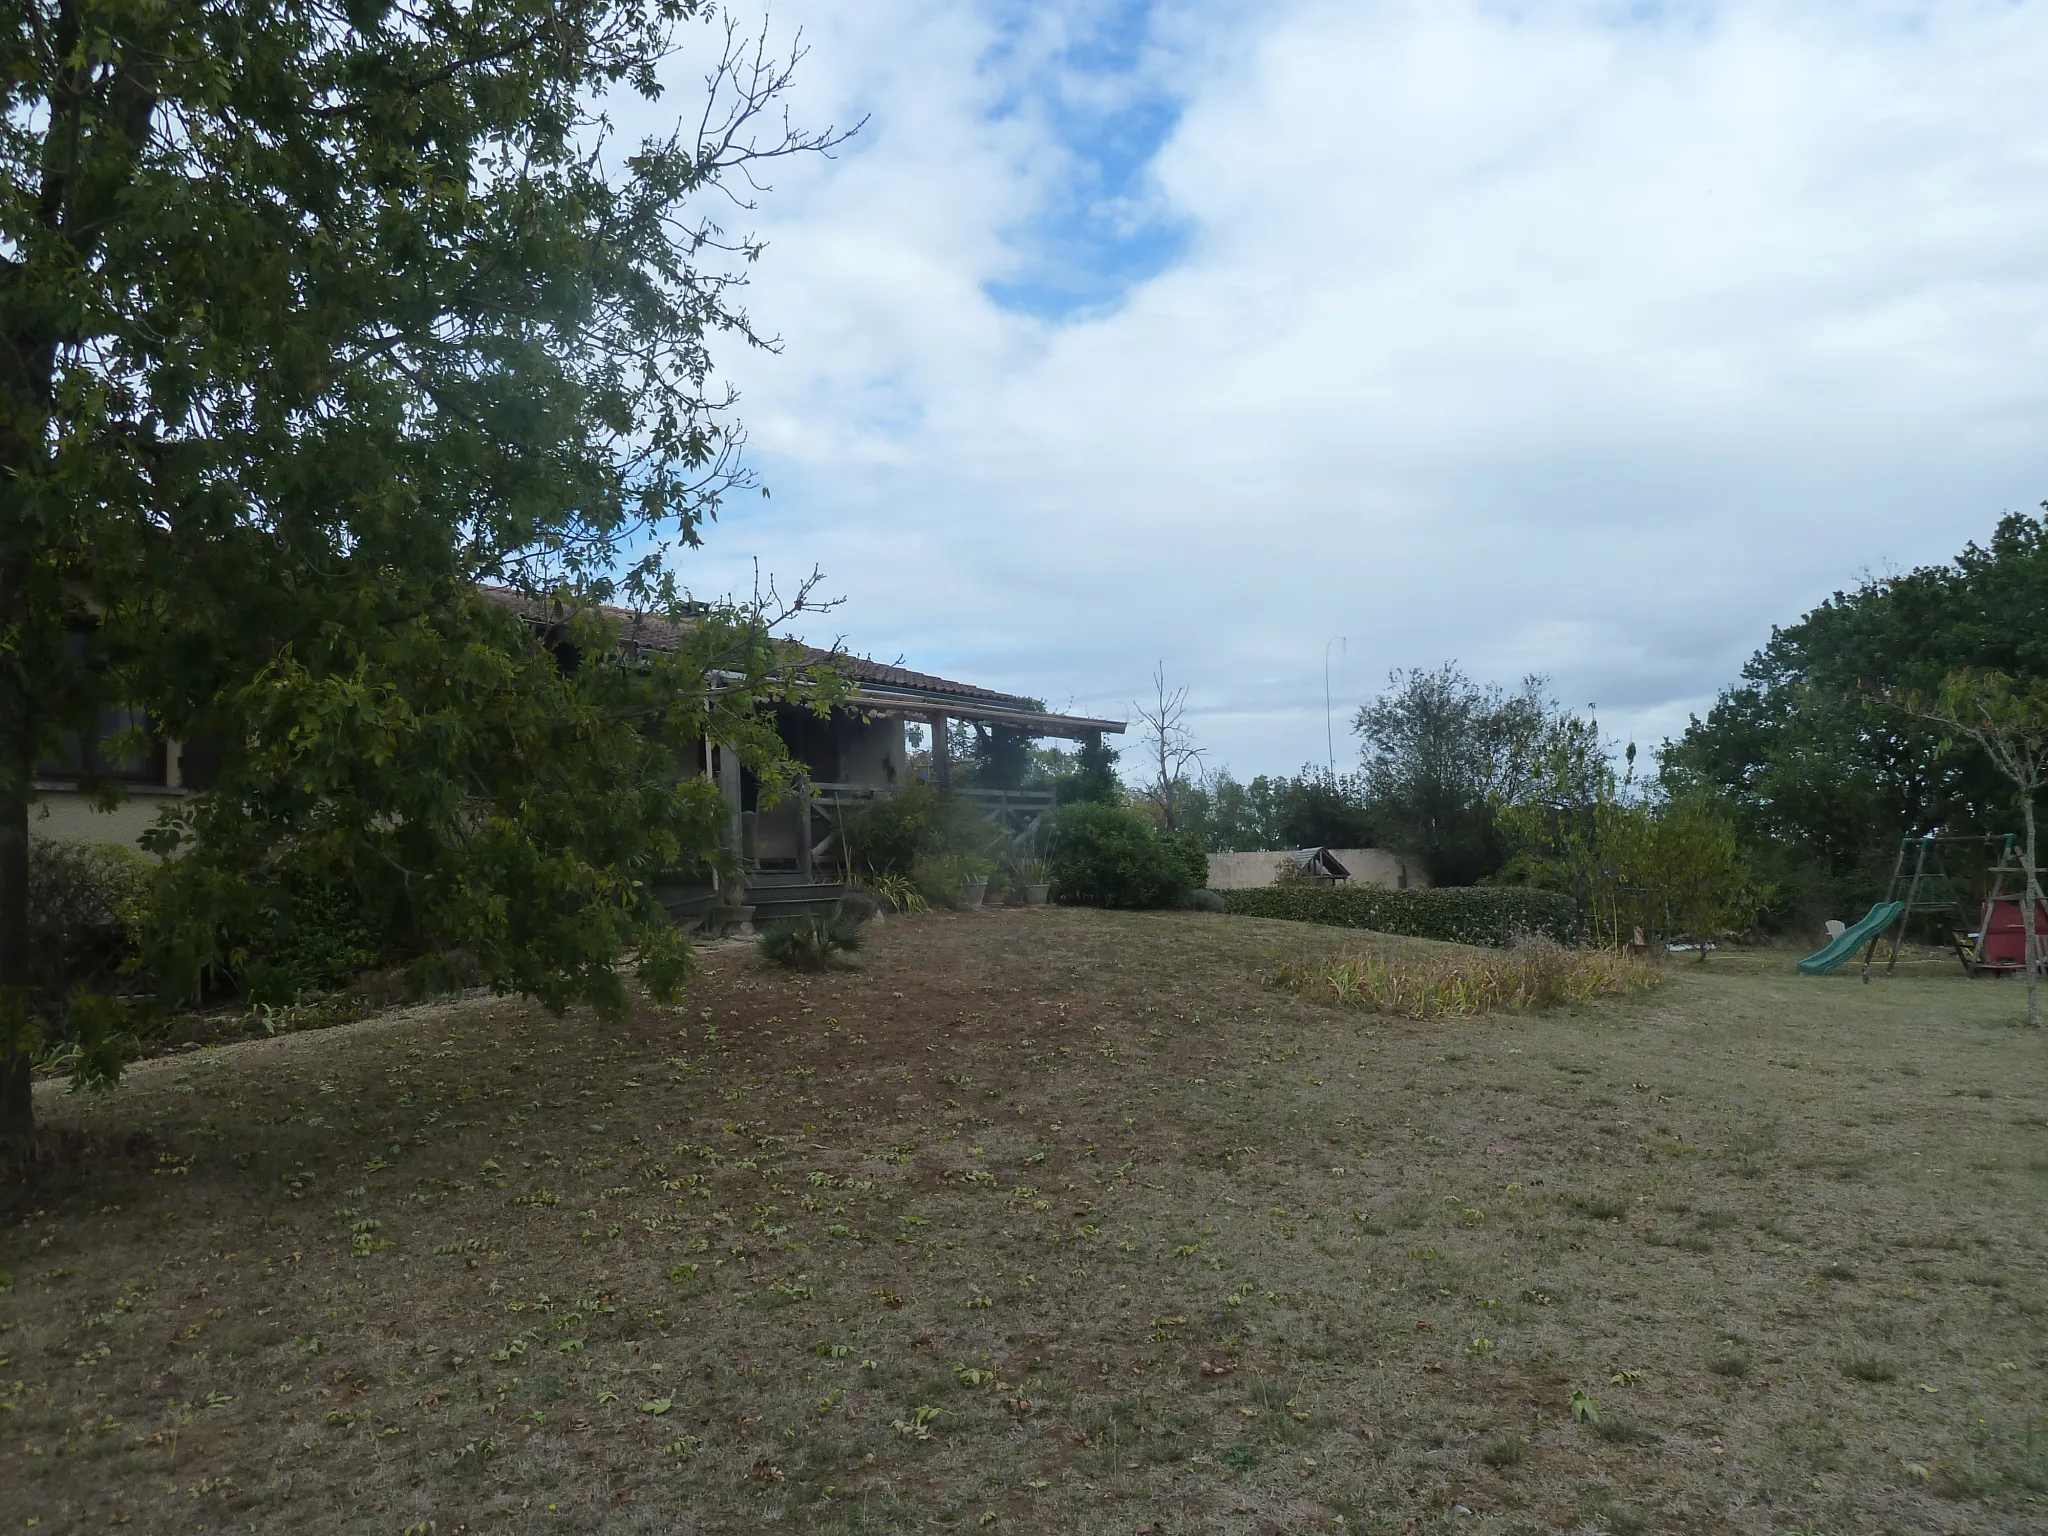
[1205,846,1426,891]
[489,588,1129,921]
[31,590,1128,925]
[28,708,211,850]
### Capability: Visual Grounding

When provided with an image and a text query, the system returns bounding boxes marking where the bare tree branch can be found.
[1134,662,1203,833]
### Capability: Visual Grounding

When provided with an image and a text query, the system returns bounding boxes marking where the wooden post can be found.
[714,741,744,897]
[798,780,815,883]
[932,713,950,787]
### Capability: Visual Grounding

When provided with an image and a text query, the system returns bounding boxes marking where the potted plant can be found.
[984,870,1013,906]
[961,857,991,908]
[1018,859,1051,906]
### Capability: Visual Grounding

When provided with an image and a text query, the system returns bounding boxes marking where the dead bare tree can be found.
[1134,663,1204,833]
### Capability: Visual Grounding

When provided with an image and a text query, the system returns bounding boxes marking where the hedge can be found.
[1218,885,1576,948]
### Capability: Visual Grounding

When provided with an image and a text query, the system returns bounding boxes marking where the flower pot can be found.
[1023,883,1050,906]
[962,878,988,907]
[706,903,756,938]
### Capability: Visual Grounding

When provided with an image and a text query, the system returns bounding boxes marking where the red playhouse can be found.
[1955,838,2048,977]
[1843,834,2048,980]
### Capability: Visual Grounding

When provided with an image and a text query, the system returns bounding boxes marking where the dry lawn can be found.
[3,908,2045,1535]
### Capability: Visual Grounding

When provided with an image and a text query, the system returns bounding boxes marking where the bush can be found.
[25,837,155,1006]
[143,856,384,1007]
[236,874,385,1006]
[841,784,949,875]
[1046,803,1188,909]
[841,785,997,877]
[1164,832,1209,891]
[912,852,985,911]
[758,913,865,970]
[1219,884,1575,947]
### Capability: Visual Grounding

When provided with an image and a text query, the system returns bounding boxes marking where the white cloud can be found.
[649,0,2048,775]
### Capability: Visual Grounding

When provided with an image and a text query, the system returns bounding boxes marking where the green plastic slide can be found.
[1797,901,1906,975]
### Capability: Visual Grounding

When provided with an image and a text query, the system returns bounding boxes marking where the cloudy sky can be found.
[642,0,2048,780]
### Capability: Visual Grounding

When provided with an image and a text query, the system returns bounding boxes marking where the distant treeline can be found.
[1161,510,2048,934]
[942,509,2048,934]
[1664,508,2048,927]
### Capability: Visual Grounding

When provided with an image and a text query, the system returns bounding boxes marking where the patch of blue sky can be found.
[979,0,1192,321]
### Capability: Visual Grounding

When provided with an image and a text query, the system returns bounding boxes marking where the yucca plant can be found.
[758,913,866,971]
[864,873,928,915]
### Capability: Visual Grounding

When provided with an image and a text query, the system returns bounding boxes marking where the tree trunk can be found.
[2024,792,2041,1029]
[0,604,33,1146]
[0,1048,30,1150]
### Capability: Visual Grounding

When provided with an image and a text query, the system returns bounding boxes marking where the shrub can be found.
[1219,884,1575,947]
[1046,803,1188,909]
[841,786,997,877]
[841,784,949,875]
[1163,832,1209,891]
[142,856,384,1007]
[757,913,866,970]
[1270,937,1661,1018]
[235,874,385,1006]
[912,853,984,911]
[25,837,155,1006]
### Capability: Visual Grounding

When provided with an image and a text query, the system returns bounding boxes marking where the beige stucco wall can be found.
[1328,848,1427,890]
[836,714,907,789]
[30,786,187,852]
[753,797,803,864]
[1205,847,1428,891]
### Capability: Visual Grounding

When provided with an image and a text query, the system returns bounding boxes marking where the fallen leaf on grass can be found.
[892,1404,943,1441]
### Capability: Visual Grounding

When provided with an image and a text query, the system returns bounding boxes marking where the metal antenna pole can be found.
[1324,637,1347,775]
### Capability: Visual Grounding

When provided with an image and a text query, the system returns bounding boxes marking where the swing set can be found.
[1841,833,2048,980]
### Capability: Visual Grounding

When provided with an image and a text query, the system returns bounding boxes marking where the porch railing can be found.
[804,781,1055,877]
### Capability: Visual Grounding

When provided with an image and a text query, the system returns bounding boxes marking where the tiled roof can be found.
[477,585,1033,709]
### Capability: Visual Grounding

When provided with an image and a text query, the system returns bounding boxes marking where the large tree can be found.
[1,0,849,1144]
[1902,670,2048,1025]
[1352,664,1588,885]
[1664,509,2048,915]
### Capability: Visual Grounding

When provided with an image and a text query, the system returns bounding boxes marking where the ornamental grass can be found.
[1271,936,1662,1019]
